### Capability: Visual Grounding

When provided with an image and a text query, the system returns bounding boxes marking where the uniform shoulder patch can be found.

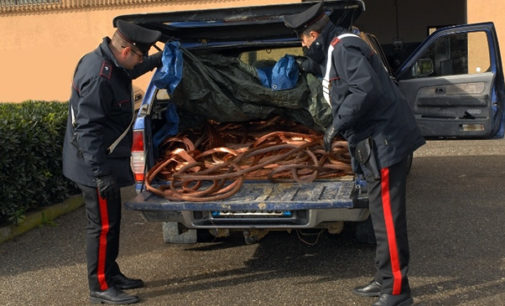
[330,37,341,47]
[99,61,112,80]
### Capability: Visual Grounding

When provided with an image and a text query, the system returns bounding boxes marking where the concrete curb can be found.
[0,195,83,244]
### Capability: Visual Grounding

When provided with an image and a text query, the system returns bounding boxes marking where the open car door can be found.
[396,22,505,139]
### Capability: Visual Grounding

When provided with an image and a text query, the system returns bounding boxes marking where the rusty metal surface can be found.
[126,179,357,211]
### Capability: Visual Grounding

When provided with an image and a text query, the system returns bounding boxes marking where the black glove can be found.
[296,56,315,72]
[295,56,307,67]
[96,175,119,200]
[323,125,337,152]
[294,56,321,75]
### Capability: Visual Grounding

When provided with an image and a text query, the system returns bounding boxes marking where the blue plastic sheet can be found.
[152,41,183,93]
[152,42,183,149]
[153,102,180,149]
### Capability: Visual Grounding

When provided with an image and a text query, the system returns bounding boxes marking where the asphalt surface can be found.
[1,139,505,305]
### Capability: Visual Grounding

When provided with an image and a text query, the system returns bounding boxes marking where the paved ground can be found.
[1,139,505,305]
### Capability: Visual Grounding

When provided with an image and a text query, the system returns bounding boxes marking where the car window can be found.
[401,31,491,79]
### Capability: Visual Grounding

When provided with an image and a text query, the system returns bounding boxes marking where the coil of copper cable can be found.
[145,117,352,201]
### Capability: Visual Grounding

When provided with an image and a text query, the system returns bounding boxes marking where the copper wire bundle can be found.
[145,117,352,201]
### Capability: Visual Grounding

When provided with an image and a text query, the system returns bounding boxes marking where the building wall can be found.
[0,0,296,103]
[1,0,504,102]
[356,0,466,44]
[467,0,505,68]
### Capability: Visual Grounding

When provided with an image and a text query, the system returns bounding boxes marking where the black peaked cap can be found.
[116,20,162,55]
[283,1,325,34]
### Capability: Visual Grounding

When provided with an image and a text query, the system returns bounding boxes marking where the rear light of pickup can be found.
[131,130,146,184]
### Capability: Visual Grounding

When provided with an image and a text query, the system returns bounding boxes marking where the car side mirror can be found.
[411,58,434,77]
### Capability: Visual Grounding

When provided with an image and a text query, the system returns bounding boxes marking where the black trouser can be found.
[79,184,122,292]
[365,157,410,295]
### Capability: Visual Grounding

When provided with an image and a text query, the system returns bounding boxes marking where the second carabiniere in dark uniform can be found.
[284,3,425,306]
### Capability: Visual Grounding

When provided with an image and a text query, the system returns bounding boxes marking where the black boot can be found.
[111,273,144,290]
[90,287,139,304]
[372,293,413,306]
[353,280,382,297]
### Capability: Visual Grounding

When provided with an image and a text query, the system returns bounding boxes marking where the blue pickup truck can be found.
[118,0,505,244]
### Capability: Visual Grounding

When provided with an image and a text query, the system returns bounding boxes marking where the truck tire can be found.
[162,222,197,244]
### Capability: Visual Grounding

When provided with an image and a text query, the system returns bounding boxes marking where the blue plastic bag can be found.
[256,66,272,88]
[270,55,299,91]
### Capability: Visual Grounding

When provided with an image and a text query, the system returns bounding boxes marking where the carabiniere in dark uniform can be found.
[62,20,162,304]
[284,3,425,306]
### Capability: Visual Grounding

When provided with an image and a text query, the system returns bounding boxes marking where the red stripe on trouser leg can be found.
[380,167,403,295]
[97,193,110,291]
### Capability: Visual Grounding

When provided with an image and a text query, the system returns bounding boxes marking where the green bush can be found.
[0,101,79,225]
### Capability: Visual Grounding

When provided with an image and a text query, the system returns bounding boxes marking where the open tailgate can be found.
[125,179,366,212]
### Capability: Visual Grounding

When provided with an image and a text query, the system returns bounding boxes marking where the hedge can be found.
[0,101,79,225]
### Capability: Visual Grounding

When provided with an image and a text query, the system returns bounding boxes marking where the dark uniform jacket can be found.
[308,24,425,169]
[62,37,161,187]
